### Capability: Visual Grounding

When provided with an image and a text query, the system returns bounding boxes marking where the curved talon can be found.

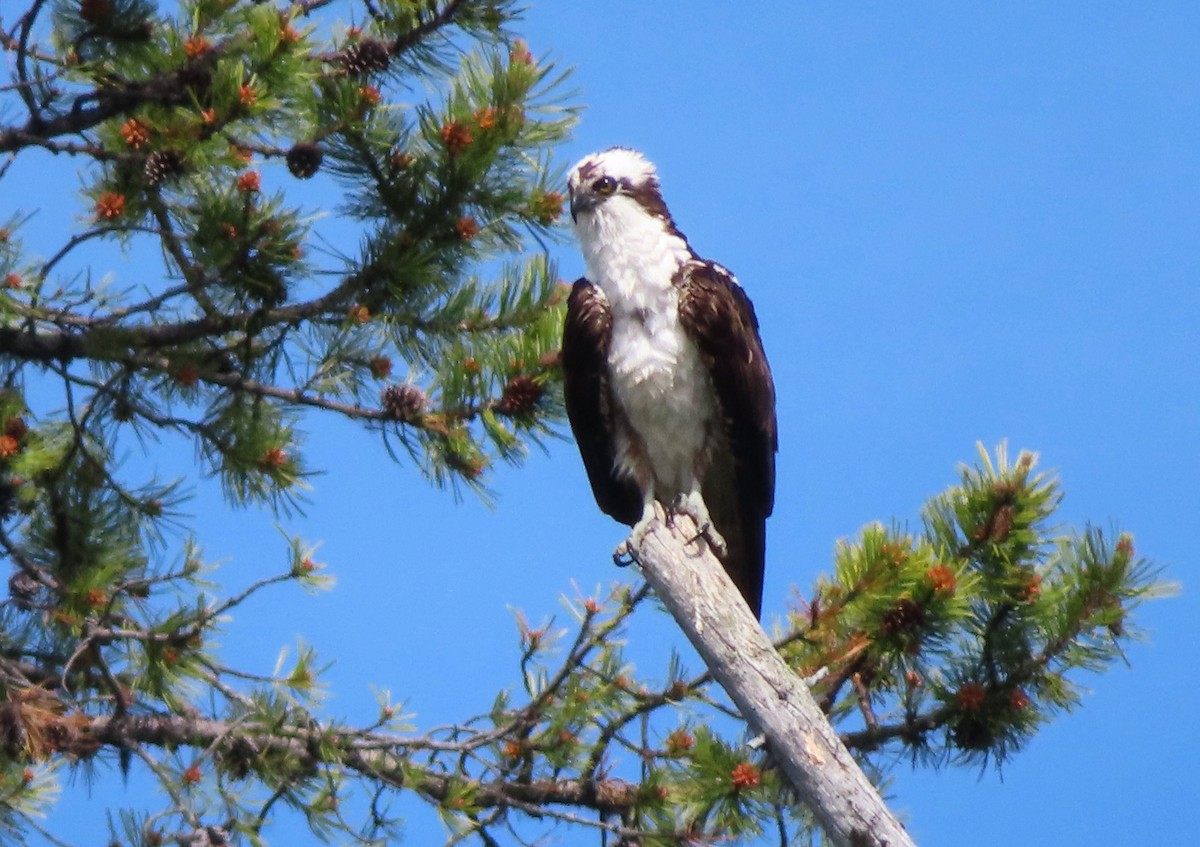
[613,500,658,568]
[670,490,727,557]
[612,541,638,567]
[698,523,727,558]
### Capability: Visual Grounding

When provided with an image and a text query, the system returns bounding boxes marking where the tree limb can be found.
[634,514,917,847]
[84,711,641,813]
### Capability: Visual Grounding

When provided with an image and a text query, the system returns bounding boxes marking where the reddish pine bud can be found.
[924,563,957,595]
[583,598,600,614]
[1022,573,1042,602]
[95,192,126,220]
[474,106,496,129]
[359,85,382,107]
[455,216,480,241]
[183,35,211,59]
[85,588,107,609]
[173,365,199,387]
[0,436,20,459]
[3,273,20,289]
[258,447,287,470]
[182,764,202,784]
[120,118,152,149]
[1009,688,1030,710]
[664,729,694,756]
[957,682,986,711]
[729,762,760,790]
[347,303,371,324]
[880,541,909,565]
[369,355,393,379]
[238,84,257,107]
[509,39,533,65]
[439,120,473,155]
[530,191,565,225]
[236,171,261,193]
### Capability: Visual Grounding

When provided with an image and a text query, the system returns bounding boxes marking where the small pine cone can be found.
[951,713,995,751]
[4,418,26,441]
[0,478,15,521]
[8,569,39,610]
[286,142,323,179]
[80,0,114,24]
[144,150,185,185]
[381,384,426,422]
[219,737,257,780]
[0,701,25,758]
[880,597,925,634]
[989,503,1015,542]
[495,375,543,417]
[341,38,391,74]
[176,61,213,97]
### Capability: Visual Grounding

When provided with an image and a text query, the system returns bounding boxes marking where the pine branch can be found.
[77,711,642,814]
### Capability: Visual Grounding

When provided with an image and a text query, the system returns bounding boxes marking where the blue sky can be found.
[16,1,1199,845]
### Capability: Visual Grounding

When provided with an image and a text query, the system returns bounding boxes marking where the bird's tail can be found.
[705,481,765,620]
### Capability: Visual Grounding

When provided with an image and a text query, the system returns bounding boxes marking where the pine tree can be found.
[0,2,1170,845]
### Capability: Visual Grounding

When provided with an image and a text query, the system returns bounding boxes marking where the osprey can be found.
[561,148,777,618]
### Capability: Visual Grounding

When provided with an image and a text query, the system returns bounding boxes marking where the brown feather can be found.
[562,279,642,525]
[677,262,777,618]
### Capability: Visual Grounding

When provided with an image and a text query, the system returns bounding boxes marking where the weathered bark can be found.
[636,515,917,847]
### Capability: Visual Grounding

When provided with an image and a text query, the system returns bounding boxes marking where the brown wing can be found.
[562,279,642,526]
[677,262,777,617]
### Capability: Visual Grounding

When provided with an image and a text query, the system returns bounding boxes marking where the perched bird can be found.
[561,147,777,618]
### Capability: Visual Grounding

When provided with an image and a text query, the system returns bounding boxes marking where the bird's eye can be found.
[593,176,617,195]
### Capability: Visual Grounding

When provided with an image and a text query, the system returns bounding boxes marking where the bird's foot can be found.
[613,501,666,566]
[612,540,638,567]
[668,491,727,557]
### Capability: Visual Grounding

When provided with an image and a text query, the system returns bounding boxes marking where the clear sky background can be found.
[15,1,1199,845]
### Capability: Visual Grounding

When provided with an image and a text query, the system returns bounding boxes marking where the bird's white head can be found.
[567,147,682,233]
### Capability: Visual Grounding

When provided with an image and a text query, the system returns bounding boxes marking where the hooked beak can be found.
[568,185,597,224]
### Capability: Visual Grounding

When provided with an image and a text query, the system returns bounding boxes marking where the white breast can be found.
[575,199,716,497]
